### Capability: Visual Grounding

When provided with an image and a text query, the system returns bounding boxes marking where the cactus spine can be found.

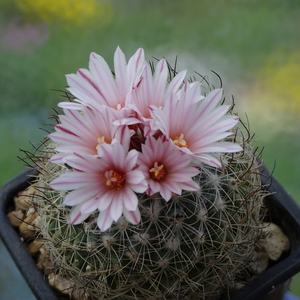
[27,47,266,299]
[32,124,265,300]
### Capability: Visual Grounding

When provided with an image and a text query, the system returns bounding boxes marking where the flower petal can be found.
[97,208,113,232]
[110,192,123,221]
[63,185,99,206]
[123,206,141,225]
[122,187,138,211]
[70,204,90,225]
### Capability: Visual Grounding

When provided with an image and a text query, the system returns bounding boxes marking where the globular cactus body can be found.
[30,47,265,300]
[34,132,264,300]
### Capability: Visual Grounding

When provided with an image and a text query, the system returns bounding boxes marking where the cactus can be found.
[29,47,266,300]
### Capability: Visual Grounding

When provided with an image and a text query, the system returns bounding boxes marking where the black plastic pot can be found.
[1,167,300,300]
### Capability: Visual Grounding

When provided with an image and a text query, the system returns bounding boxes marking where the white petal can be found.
[67,69,105,104]
[110,193,123,221]
[115,126,133,154]
[194,153,222,168]
[98,191,113,211]
[89,52,118,105]
[130,180,148,193]
[80,197,100,214]
[50,172,97,190]
[58,102,82,110]
[167,169,199,182]
[63,186,99,206]
[196,142,243,153]
[166,70,187,98]
[126,170,144,184]
[160,185,172,202]
[122,187,138,211]
[97,208,113,231]
[123,206,141,225]
[70,204,90,225]
[161,181,182,195]
[49,152,66,164]
[153,59,168,101]
[114,46,128,99]
[198,88,223,115]
[127,48,145,85]
[178,180,200,191]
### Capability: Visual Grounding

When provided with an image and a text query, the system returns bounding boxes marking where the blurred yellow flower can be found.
[255,49,300,114]
[241,49,300,134]
[15,0,113,27]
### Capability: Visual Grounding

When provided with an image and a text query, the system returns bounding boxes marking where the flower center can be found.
[172,133,188,148]
[104,170,126,189]
[149,162,165,181]
[96,136,108,150]
[116,103,124,111]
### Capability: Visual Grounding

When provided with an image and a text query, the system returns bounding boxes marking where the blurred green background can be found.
[1,0,300,298]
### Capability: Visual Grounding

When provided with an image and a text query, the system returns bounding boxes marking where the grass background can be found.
[1,0,300,298]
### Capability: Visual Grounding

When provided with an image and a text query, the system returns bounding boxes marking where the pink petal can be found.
[165,70,187,98]
[70,204,90,225]
[167,170,198,182]
[123,206,141,225]
[50,172,97,190]
[110,193,123,221]
[161,181,182,195]
[63,186,99,206]
[196,142,243,153]
[194,154,222,168]
[114,46,128,99]
[198,88,223,116]
[66,153,105,173]
[130,180,148,193]
[67,69,105,104]
[148,180,160,195]
[122,187,138,211]
[89,52,118,105]
[80,197,101,214]
[97,208,113,232]
[97,191,114,211]
[191,132,233,148]
[111,142,126,167]
[178,180,200,191]
[127,48,145,86]
[114,126,132,153]
[160,185,172,201]
[58,102,82,110]
[49,153,67,164]
[49,131,82,145]
[54,145,95,155]
[126,169,144,185]
[153,59,168,101]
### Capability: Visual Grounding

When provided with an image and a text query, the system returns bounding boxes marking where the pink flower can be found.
[59,46,146,111]
[130,59,186,120]
[150,82,243,167]
[49,143,147,231]
[138,136,200,201]
[113,59,186,136]
[49,106,132,163]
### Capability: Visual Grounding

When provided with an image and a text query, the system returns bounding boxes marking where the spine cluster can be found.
[32,124,265,300]
[25,47,266,299]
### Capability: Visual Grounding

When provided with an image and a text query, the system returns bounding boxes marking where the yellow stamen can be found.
[172,133,188,148]
[104,170,125,190]
[96,136,107,150]
[149,162,165,181]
